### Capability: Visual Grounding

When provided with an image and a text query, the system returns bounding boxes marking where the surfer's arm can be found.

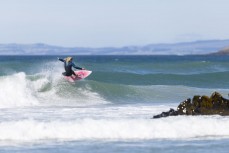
[72,63,84,70]
[58,58,65,62]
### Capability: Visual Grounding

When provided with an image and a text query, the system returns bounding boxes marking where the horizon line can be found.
[1,39,229,48]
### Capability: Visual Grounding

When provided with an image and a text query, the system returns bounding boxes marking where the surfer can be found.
[58,57,85,76]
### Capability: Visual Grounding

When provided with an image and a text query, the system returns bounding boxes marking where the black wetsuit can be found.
[58,58,83,76]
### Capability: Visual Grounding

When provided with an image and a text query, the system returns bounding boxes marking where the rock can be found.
[152,108,178,118]
[152,92,229,119]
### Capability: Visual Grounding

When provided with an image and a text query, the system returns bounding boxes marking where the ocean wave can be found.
[0,70,228,108]
[0,72,107,108]
[90,71,229,88]
[0,116,229,141]
[0,72,39,107]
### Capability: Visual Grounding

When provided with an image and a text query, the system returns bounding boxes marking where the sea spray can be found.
[0,72,38,107]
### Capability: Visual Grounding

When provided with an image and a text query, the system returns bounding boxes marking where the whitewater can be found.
[0,55,229,153]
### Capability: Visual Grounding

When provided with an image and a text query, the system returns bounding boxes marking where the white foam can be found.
[0,116,229,141]
[0,65,107,108]
[0,72,38,108]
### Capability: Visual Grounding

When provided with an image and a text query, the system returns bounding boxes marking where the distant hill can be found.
[0,40,229,55]
[212,46,229,55]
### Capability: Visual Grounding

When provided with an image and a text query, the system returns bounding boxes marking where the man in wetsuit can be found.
[58,57,84,76]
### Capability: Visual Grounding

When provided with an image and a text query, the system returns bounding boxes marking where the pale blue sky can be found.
[0,0,229,47]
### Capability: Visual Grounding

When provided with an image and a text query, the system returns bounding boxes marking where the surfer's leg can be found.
[63,71,72,76]
[71,70,77,76]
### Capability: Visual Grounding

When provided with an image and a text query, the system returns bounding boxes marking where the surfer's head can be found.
[65,57,73,63]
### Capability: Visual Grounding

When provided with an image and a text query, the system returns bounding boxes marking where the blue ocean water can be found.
[0,55,229,153]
